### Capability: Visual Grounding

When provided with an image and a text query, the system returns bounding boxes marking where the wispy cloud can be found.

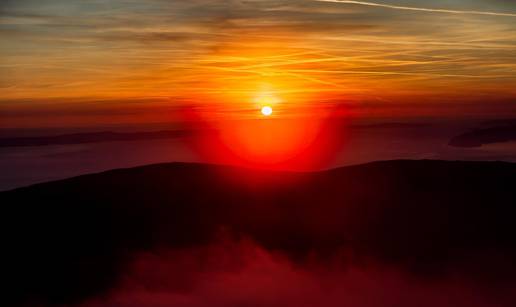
[316,0,516,17]
[1,0,516,122]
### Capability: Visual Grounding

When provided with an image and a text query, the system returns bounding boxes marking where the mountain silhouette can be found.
[2,160,516,306]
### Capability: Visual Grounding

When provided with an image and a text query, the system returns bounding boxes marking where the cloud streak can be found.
[1,0,516,125]
[316,0,516,17]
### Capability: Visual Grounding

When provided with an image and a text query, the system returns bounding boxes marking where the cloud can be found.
[1,0,516,121]
[316,0,516,17]
[78,237,516,307]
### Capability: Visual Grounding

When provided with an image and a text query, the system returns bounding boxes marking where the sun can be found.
[261,105,273,116]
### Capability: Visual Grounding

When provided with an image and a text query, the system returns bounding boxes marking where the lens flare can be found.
[183,103,349,171]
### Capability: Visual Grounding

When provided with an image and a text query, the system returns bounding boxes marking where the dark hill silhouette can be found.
[2,160,516,306]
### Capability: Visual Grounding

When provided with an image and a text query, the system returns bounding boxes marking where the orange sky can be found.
[1,0,516,127]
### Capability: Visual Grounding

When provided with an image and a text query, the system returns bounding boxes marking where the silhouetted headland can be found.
[449,125,516,148]
[0,130,189,147]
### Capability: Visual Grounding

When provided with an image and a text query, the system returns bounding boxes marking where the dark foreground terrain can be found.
[3,160,516,307]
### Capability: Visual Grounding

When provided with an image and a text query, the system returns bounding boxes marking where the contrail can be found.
[316,0,516,17]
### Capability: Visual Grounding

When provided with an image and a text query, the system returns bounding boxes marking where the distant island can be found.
[0,130,189,147]
[351,122,431,129]
[449,125,516,148]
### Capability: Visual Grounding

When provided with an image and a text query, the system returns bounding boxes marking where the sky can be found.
[1,0,516,127]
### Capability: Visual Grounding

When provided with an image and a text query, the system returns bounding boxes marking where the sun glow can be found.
[261,106,273,116]
[181,40,348,170]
